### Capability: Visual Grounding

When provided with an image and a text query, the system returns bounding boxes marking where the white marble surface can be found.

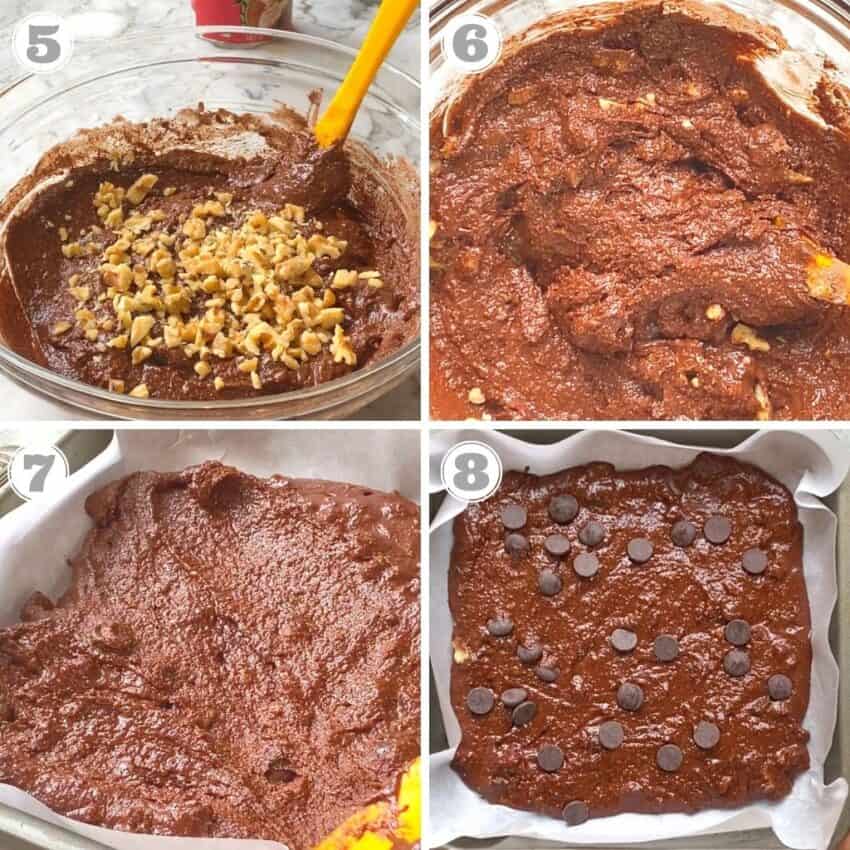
[0,0,420,82]
[0,0,421,422]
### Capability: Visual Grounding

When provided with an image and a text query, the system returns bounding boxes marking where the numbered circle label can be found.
[8,444,70,502]
[12,13,74,75]
[442,14,502,75]
[441,441,503,503]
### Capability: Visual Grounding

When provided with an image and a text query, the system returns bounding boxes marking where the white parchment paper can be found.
[0,428,420,850]
[429,429,848,850]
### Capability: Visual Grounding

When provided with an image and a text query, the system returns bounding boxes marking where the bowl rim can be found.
[0,24,422,415]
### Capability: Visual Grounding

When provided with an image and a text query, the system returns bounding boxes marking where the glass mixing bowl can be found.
[0,26,420,420]
[430,0,850,100]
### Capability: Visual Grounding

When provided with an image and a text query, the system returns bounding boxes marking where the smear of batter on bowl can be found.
[430,0,850,420]
[0,103,419,401]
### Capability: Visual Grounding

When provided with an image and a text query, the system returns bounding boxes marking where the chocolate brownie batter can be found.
[430,0,850,419]
[449,454,810,822]
[0,462,420,847]
[0,104,418,401]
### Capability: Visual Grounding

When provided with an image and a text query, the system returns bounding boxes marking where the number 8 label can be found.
[442,14,502,75]
[441,441,503,503]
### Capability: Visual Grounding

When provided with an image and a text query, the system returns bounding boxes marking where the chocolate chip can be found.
[671,519,697,547]
[610,628,637,653]
[579,520,606,547]
[265,758,297,784]
[768,673,793,701]
[536,665,559,683]
[501,503,527,530]
[501,687,528,708]
[616,682,644,712]
[654,634,679,663]
[538,569,562,596]
[599,720,624,750]
[657,744,683,772]
[725,619,751,646]
[505,533,529,557]
[693,721,720,750]
[0,699,13,722]
[544,534,571,558]
[537,743,564,772]
[487,617,513,637]
[704,515,732,544]
[512,700,537,726]
[563,800,589,826]
[467,687,495,715]
[517,643,543,664]
[549,495,579,524]
[573,552,599,578]
[724,649,750,677]
[627,537,653,563]
[742,548,768,575]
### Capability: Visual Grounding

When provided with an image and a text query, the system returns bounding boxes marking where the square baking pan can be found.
[429,429,850,850]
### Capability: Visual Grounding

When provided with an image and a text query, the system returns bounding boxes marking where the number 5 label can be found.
[442,14,502,75]
[8,444,70,502]
[441,441,503,503]
[12,13,74,75]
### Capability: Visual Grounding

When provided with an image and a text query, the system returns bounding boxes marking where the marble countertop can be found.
[0,0,421,422]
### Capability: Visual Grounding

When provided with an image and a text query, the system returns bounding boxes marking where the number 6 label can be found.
[12,13,74,75]
[8,444,70,502]
[441,441,503,503]
[442,14,502,75]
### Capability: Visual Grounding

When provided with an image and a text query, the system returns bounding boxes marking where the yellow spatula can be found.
[314,0,419,148]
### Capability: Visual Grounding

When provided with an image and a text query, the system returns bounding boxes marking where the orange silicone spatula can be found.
[314,0,419,148]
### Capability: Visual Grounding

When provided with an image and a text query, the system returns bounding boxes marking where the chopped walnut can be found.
[468,387,486,405]
[731,323,770,353]
[56,175,381,399]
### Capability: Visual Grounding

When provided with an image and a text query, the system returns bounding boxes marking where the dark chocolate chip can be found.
[517,643,543,665]
[725,619,751,646]
[0,699,13,722]
[487,617,514,637]
[768,673,793,701]
[501,503,527,530]
[505,533,529,557]
[579,520,606,547]
[657,744,683,772]
[627,537,653,564]
[654,634,679,662]
[724,649,751,677]
[537,744,564,772]
[693,721,720,750]
[616,682,644,712]
[265,758,298,784]
[538,569,563,597]
[467,687,495,715]
[544,534,571,558]
[501,687,528,708]
[671,519,697,547]
[599,720,624,750]
[512,700,537,726]
[742,548,768,575]
[573,552,599,578]
[563,800,589,826]
[704,515,732,544]
[549,495,579,524]
[536,665,559,683]
[610,628,637,653]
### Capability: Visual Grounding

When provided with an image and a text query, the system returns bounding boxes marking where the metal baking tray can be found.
[429,429,850,850]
